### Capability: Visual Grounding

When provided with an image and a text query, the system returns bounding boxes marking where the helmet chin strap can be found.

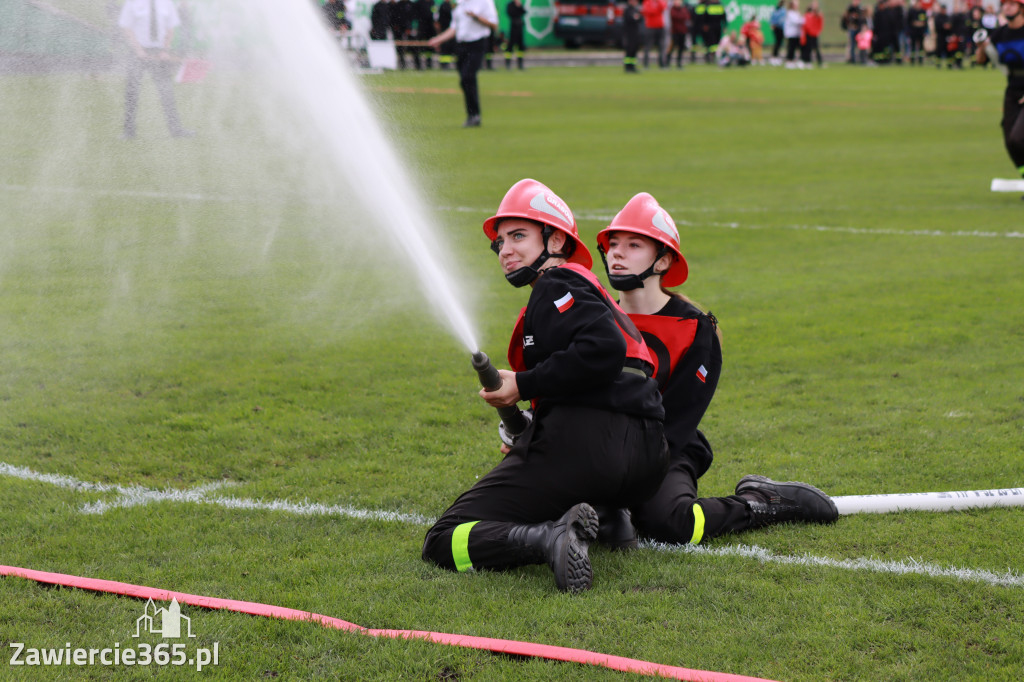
[504,227,571,288]
[598,246,668,292]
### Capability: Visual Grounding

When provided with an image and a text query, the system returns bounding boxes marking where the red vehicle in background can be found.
[553,0,626,47]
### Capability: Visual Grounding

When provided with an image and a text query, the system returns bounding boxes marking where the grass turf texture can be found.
[1,62,1022,680]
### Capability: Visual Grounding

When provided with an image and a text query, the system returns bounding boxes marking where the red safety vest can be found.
[628,313,700,392]
[507,263,657,375]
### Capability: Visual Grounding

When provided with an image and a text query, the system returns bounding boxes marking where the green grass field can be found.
[1,58,1022,681]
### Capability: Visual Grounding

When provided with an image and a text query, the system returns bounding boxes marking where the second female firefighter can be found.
[594,192,838,548]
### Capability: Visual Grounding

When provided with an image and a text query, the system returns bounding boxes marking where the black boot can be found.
[506,503,599,592]
[593,505,638,550]
[735,475,838,528]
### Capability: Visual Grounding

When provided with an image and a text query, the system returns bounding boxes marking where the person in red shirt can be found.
[668,0,691,68]
[642,0,669,68]
[801,0,824,66]
[740,15,765,64]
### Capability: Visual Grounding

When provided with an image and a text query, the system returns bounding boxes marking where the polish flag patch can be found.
[696,365,708,383]
[554,292,574,313]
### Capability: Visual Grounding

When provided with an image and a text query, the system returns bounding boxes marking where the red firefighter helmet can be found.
[595,192,688,287]
[482,178,593,269]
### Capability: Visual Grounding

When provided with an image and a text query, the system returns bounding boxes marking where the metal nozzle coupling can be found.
[471,350,531,445]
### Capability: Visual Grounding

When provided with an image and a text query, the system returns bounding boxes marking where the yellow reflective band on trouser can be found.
[690,504,706,545]
[452,521,480,572]
[1018,165,1024,177]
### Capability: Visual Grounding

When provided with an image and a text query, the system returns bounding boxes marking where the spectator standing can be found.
[411,0,437,69]
[669,0,691,68]
[965,4,985,61]
[505,0,527,69]
[933,3,953,66]
[390,0,413,69]
[856,18,874,63]
[623,0,644,72]
[783,0,805,67]
[370,0,390,39]
[769,0,787,64]
[428,0,498,127]
[842,0,866,62]
[118,0,192,139]
[687,0,702,62]
[948,0,968,68]
[801,0,824,66]
[701,0,728,62]
[741,14,765,64]
[436,0,456,69]
[642,0,669,68]
[906,0,928,64]
[321,0,351,35]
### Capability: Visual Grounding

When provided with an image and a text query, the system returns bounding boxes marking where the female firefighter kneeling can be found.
[421,178,668,593]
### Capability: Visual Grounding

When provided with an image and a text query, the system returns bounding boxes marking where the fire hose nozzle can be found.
[472,350,531,446]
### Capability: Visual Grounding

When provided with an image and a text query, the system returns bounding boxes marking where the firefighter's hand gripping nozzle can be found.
[472,351,532,448]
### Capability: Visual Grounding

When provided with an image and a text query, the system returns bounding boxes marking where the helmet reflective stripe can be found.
[452,520,479,572]
[652,209,680,243]
[529,191,573,228]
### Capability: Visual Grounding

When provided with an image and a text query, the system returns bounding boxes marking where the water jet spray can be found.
[471,351,531,447]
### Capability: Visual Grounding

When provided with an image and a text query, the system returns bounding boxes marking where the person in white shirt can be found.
[118,0,193,139]
[429,0,499,127]
[782,0,806,68]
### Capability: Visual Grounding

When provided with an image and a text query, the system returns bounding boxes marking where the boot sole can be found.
[553,503,599,593]
[735,475,839,523]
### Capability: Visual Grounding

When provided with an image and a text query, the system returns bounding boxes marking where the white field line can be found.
[3,185,1023,240]
[0,461,432,525]
[2,461,1021,589]
[646,541,1024,589]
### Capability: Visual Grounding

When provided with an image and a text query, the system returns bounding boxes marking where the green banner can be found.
[722,0,781,45]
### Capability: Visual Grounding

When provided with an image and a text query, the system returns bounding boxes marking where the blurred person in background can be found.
[770,0,787,64]
[321,0,351,35]
[505,0,527,69]
[906,0,928,65]
[429,0,498,126]
[642,0,669,68]
[668,0,691,68]
[783,0,805,67]
[801,0,824,66]
[623,0,644,72]
[741,13,765,64]
[118,0,193,139]
[717,31,750,65]
[842,0,866,62]
[412,0,437,69]
[698,0,728,63]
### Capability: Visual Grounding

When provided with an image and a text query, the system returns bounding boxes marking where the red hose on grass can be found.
[1,564,777,682]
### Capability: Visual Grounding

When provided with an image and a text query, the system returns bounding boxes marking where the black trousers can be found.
[631,431,753,545]
[124,51,186,136]
[801,35,821,65]
[456,37,488,118]
[643,26,666,67]
[422,405,668,571]
[1002,80,1024,172]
